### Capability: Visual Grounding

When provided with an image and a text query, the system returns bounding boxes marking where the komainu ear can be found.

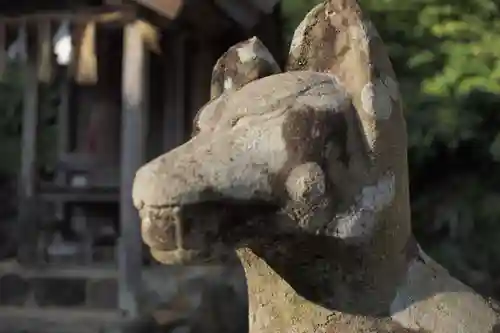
[286,0,403,152]
[210,36,281,100]
[192,37,282,136]
[286,1,411,245]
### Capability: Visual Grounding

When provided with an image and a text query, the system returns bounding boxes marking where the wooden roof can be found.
[0,0,102,16]
[0,0,281,31]
[133,0,280,29]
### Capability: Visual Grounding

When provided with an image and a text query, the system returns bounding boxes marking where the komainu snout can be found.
[133,71,359,264]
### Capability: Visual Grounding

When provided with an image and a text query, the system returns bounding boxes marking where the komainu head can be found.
[133,0,410,266]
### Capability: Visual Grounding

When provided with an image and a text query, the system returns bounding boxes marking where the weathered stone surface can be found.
[131,1,499,332]
[210,36,281,100]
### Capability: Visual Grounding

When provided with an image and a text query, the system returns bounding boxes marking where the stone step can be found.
[0,307,125,333]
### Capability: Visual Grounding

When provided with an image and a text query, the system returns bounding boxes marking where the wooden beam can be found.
[119,21,149,318]
[0,6,136,26]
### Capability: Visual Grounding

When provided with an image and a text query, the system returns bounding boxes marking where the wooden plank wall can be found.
[19,32,38,202]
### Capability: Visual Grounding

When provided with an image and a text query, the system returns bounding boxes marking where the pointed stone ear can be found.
[286,0,403,148]
[286,1,411,248]
[193,36,282,136]
[210,36,281,100]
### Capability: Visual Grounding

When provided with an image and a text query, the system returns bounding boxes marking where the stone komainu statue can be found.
[132,0,500,332]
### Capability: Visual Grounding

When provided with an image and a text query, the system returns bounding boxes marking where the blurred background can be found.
[0,0,499,304]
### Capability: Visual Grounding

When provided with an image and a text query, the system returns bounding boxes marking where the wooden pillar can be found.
[20,35,39,202]
[17,28,40,264]
[119,22,149,318]
[163,33,186,151]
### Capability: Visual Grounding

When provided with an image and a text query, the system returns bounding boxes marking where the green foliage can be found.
[282,0,500,296]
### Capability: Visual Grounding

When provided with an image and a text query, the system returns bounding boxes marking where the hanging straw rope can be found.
[37,19,53,83]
